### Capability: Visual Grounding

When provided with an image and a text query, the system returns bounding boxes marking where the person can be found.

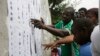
[91,25,100,56]
[43,35,76,56]
[74,12,80,18]
[87,8,99,56]
[72,18,94,56]
[78,8,87,18]
[44,17,94,56]
[86,8,98,26]
[31,7,79,56]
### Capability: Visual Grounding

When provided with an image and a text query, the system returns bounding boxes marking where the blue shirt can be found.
[80,42,92,56]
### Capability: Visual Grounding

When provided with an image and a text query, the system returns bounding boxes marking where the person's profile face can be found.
[86,13,97,24]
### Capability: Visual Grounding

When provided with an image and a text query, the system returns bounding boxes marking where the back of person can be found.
[80,42,92,56]
[72,18,94,56]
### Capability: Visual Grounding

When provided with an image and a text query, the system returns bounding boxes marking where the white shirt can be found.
[91,25,100,56]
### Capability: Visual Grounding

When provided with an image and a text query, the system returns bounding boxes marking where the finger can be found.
[44,47,47,50]
[31,19,34,23]
[42,44,47,50]
[31,19,37,21]
[51,45,57,49]
[44,46,49,50]
[43,45,50,50]
[51,46,57,49]
[41,17,44,24]
[46,47,50,50]
[31,22,34,24]
[35,24,42,28]
[34,22,40,25]
[34,22,44,29]
[31,19,36,22]
[31,19,40,23]
[51,46,54,49]
[34,23,41,28]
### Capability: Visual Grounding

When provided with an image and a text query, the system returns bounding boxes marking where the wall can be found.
[0,0,52,56]
[0,0,8,56]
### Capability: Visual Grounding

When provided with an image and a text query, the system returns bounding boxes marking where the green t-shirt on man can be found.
[55,20,79,56]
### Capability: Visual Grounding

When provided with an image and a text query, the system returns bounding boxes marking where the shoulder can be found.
[54,20,63,28]
[91,25,100,40]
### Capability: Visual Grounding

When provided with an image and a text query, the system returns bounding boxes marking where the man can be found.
[72,18,94,56]
[87,8,98,26]
[78,8,87,18]
[31,7,79,56]
[86,8,99,56]
[44,17,94,56]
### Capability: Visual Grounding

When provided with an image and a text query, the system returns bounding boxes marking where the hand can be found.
[42,43,53,50]
[50,42,58,49]
[31,18,45,29]
[42,42,58,50]
[31,19,41,24]
[31,18,44,24]
[34,21,45,29]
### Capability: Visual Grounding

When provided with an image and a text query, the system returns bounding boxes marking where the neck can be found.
[63,19,71,26]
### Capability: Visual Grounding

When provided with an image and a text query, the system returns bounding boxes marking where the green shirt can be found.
[55,20,79,56]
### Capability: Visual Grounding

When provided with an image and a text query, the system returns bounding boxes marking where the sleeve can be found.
[54,21,62,29]
[91,25,100,56]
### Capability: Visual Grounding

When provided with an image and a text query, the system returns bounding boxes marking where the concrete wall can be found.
[0,0,53,56]
[41,0,54,56]
[0,0,8,56]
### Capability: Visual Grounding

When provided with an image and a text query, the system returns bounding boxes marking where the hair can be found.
[72,18,94,45]
[78,7,87,13]
[64,7,75,18]
[87,8,98,19]
[74,18,94,31]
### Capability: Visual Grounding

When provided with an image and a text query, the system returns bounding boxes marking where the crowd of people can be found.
[31,7,99,56]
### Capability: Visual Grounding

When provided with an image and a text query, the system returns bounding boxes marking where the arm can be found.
[43,35,74,49]
[31,19,69,37]
[47,25,55,28]
[55,35,74,44]
[50,35,74,49]
[43,25,70,37]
